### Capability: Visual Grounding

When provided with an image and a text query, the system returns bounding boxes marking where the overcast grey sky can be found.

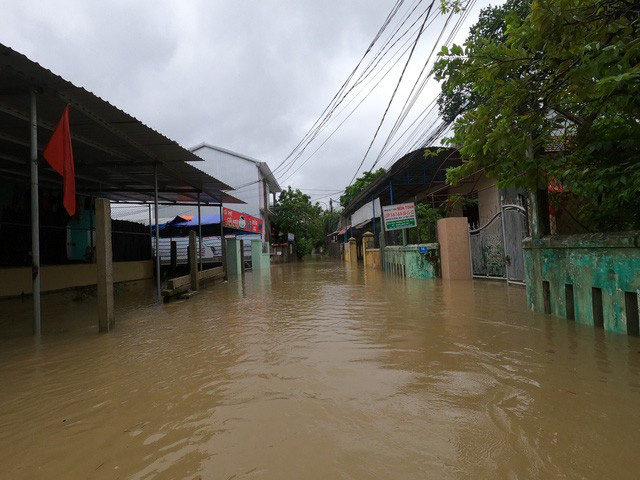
[0,0,490,204]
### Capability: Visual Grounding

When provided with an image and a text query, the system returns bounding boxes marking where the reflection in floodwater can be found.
[1,259,640,479]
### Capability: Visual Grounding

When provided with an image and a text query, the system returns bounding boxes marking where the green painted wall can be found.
[523,233,640,334]
[383,244,439,279]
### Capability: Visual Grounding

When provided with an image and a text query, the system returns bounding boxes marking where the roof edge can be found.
[190,142,263,165]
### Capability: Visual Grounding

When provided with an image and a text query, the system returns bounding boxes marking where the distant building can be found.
[189,143,281,240]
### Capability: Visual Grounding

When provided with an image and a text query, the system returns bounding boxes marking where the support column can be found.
[240,239,246,275]
[29,89,40,336]
[96,198,114,332]
[220,204,227,280]
[153,164,161,301]
[197,192,203,272]
[189,230,199,291]
[225,237,242,275]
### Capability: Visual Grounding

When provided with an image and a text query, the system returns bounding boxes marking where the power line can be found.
[272,0,407,176]
[348,0,436,185]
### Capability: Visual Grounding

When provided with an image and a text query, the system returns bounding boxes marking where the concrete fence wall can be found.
[523,232,640,335]
[0,260,153,298]
[383,245,439,279]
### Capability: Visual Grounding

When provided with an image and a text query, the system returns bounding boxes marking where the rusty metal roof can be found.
[0,43,243,206]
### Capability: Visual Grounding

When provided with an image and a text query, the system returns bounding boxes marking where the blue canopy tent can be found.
[154,214,250,238]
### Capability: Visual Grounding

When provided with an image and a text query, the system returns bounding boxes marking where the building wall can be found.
[190,147,262,218]
[476,176,499,226]
[0,260,153,298]
[523,233,640,335]
[448,174,499,226]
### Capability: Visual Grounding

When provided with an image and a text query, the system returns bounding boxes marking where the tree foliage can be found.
[340,168,386,208]
[272,187,323,258]
[436,0,531,122]
[434,0,640,230]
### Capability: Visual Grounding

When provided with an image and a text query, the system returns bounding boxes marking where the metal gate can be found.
[468,200,528,284]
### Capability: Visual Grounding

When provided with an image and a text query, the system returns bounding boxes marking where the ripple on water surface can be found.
[1,260,640,479]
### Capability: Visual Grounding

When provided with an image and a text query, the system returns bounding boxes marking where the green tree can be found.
[436,0,531,122]
[408,203,443,244]
[273,187,323,258]
[320,209,341,247]
[434,0,640,231]
[340,168,386,208]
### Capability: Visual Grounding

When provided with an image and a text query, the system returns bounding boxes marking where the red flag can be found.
[43,105,76,216]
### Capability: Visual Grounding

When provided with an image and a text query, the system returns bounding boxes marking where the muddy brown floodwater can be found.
[1,260,640,479]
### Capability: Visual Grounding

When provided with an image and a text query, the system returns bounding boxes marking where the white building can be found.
[111,144,280,241]
[189,143,280,219]
[189,143,281,239]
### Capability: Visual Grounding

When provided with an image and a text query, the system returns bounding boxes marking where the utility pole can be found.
[329,198,333,213]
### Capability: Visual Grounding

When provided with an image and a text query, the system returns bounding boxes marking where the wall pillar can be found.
[437,217,472,280]
[362,231,373,268]
[226,237,242,275]
[189,230,199,291]
[95,198,114,332]
[348,237,358,266]
[252,240,270,270]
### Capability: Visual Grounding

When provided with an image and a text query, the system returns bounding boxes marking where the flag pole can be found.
[30,89,41,336]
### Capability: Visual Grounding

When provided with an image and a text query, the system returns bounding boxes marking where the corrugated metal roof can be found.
[0,43,243,205]
[190,142,282,192]
[341,147,461,216]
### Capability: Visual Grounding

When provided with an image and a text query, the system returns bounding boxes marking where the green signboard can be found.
[382,203,417,231]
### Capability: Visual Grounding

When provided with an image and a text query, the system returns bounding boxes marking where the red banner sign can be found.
[222,208,263,234]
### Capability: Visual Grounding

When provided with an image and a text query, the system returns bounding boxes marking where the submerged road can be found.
[1,259,640,479]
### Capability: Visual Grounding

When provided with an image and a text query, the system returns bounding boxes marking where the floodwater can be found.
[1,260,640,479]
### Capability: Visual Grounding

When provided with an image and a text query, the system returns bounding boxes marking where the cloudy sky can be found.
[0,0,490,205]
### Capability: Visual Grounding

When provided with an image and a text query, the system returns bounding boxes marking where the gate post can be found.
[437,217,471,280]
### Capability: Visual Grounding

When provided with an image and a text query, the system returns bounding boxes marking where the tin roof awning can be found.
[0,43,243,206]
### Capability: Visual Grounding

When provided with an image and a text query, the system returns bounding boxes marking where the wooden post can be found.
[189,230,199,291]
[96,198,114,332]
